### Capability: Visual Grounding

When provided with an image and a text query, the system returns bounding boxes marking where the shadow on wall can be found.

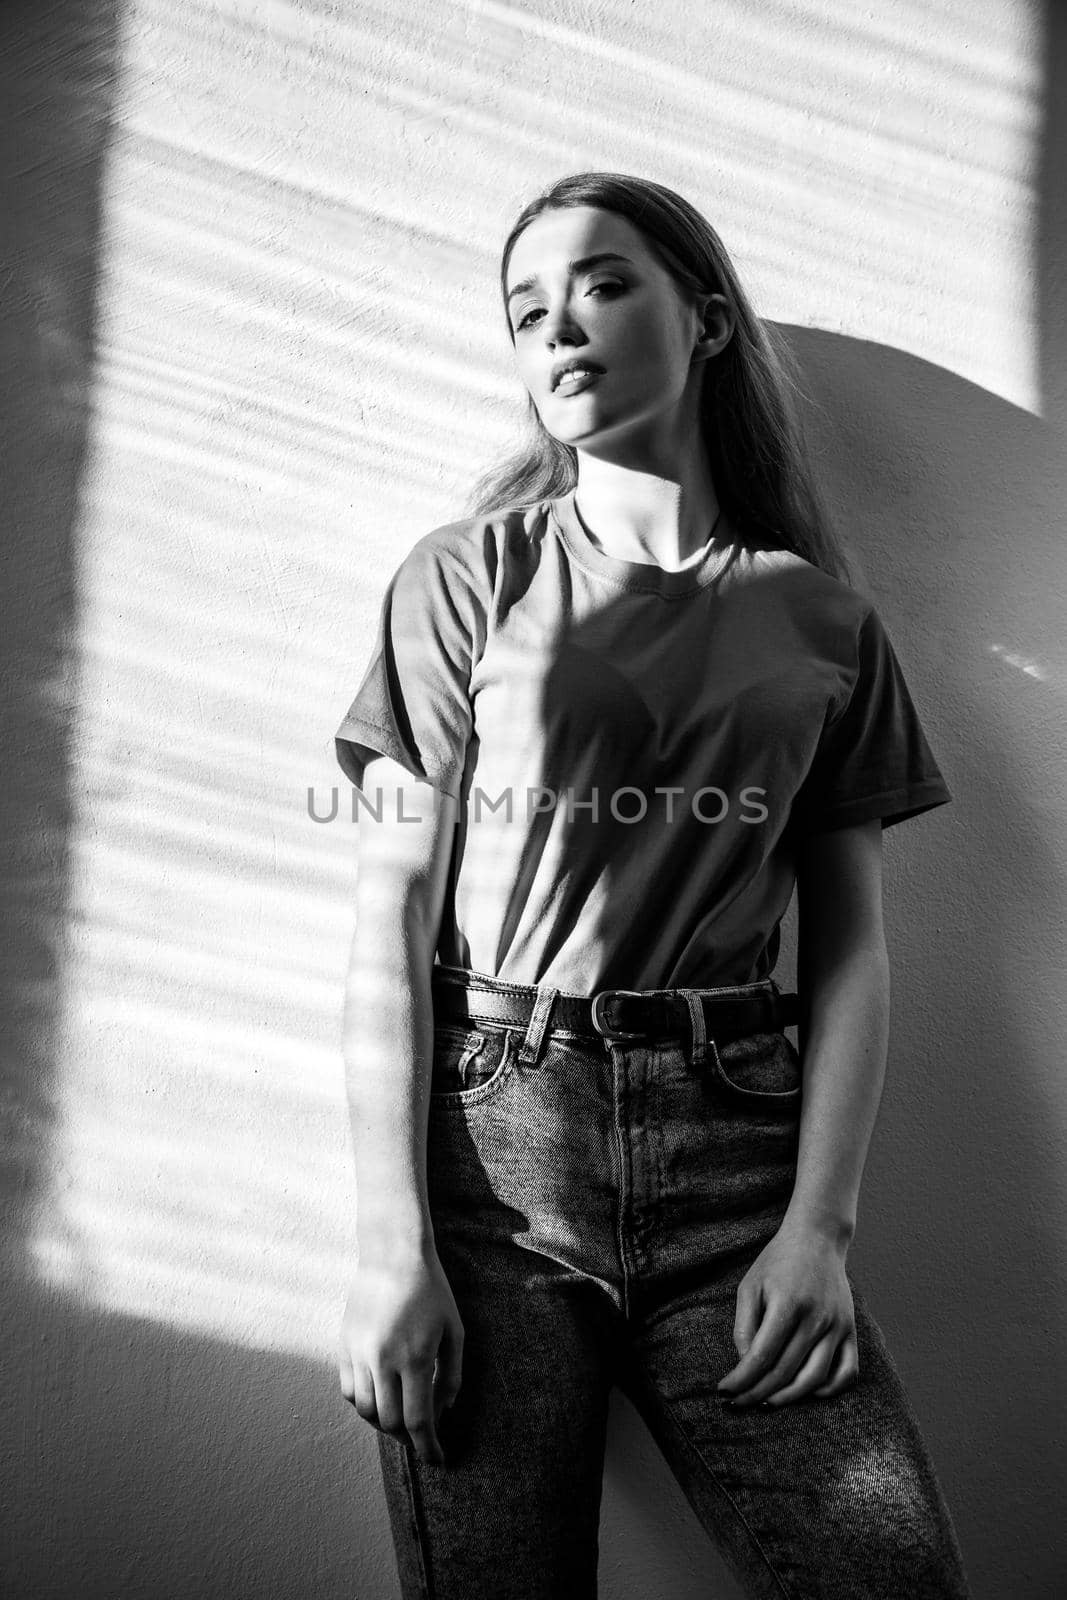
[598,325,1067,1600]
[3,5,1066,1600]
[0,2,103,1267]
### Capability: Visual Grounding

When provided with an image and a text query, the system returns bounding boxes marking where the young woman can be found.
[335,172,972,1599]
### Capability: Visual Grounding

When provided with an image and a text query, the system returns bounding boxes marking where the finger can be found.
[374,1367,406,1440]
[812,1332,860,1397]
[762,1329,841,1405]
[338,1346,356,1404]
[732,1274,765,1360]
[432,1322,463,1425]
[341,1355,380,1426]
[718,1295,802,1396]
[717,1276,772,1389]
[402,1355,446,1465]
[724,1313,821,1405]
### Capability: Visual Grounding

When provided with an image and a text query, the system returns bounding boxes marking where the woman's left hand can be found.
[715,1218,860,1406]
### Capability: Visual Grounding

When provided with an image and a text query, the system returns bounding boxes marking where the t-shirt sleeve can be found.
[333,535,476,800]
[791,603,953,835]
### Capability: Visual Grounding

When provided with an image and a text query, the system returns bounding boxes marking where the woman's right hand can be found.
[338,1244,464,1465]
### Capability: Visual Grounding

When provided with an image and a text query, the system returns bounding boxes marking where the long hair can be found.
[462,172,852,584]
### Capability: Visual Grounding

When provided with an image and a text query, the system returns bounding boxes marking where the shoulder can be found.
[394,500,547,600]
[739,545,875,654]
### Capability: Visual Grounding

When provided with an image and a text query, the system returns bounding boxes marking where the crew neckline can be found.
[546,487,739,596]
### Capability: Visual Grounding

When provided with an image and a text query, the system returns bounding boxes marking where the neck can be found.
[570,454,724,572]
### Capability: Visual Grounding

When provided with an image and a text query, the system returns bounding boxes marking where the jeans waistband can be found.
[430,964,800,1072]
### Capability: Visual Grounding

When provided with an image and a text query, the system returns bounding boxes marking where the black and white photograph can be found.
[3,2,1065,1597]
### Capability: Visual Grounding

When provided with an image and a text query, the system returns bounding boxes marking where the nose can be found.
[541,298,583,349]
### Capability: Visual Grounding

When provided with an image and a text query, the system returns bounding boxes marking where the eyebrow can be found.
[506,253,634,306]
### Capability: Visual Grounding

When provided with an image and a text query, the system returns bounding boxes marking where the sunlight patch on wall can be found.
[988,641,1048,680]
[30,997,354,1360]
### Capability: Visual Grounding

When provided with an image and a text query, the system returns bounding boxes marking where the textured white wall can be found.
[3,1,1064,1597]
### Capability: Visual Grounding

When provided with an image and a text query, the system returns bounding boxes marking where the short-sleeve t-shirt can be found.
[334,489,952,996]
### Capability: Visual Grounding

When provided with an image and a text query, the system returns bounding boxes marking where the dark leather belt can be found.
[431,970,800,1045]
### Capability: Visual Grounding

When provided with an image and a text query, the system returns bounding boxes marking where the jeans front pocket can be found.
[429,1021,517,1106]
[708,1029,803,1110]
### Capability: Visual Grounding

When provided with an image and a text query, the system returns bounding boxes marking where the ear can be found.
[693,292,735,362]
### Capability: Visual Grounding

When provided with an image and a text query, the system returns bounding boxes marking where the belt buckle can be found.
[591,988,648,1040]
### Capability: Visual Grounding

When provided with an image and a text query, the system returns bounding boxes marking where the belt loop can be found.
[679,989,711,1072]
[518,984,559,1069]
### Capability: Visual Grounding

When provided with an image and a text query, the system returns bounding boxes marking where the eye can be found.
[514,280,624,332]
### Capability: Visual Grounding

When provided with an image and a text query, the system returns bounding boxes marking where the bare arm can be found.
[341,753,458,1260]
[338,754,466,1465]
[787,817,891,1247]
[716,817,891,1407]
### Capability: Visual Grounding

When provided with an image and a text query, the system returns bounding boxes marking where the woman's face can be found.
[504,205,729,452]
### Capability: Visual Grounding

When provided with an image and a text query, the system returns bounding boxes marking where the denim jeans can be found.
[376,965,972,1600]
